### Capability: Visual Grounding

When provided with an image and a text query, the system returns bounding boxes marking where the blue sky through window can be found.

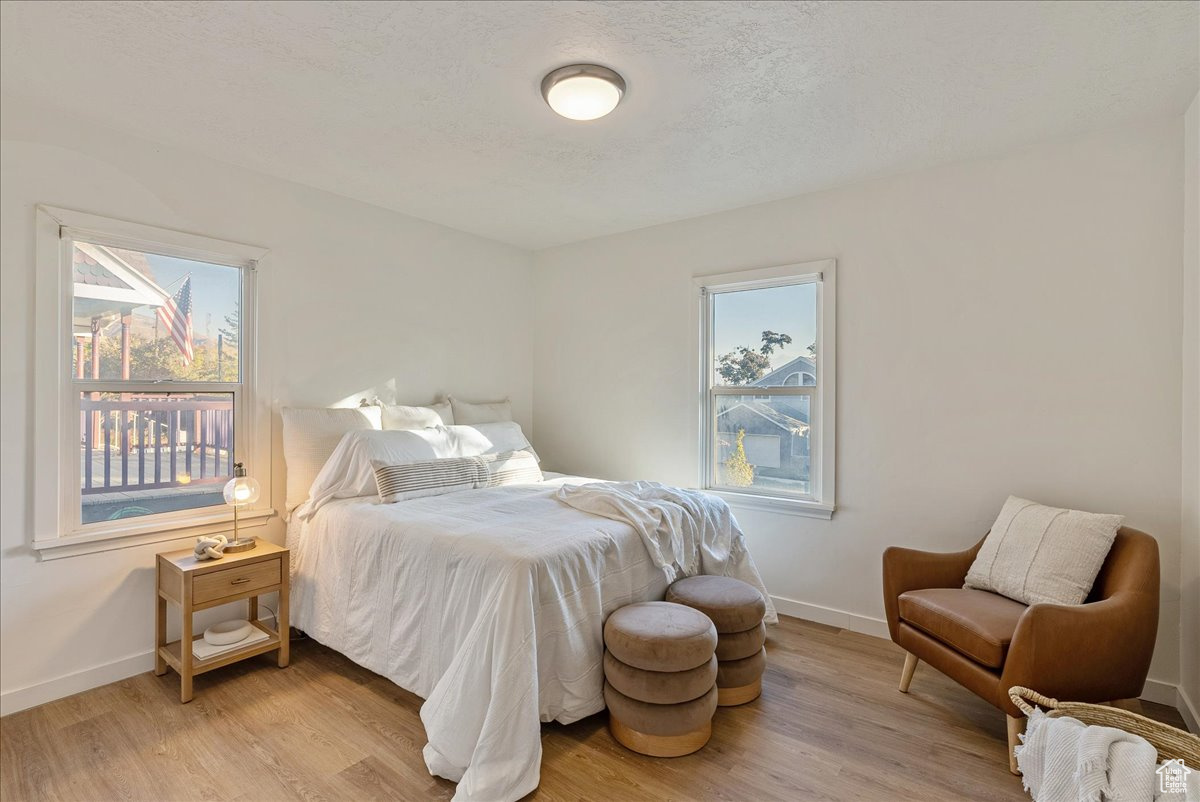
[144,253,240,341]
[712,282,816,373]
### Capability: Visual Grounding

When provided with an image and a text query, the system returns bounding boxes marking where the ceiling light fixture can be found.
[541,64,626,121]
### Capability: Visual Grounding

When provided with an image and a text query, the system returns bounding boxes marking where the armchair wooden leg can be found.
[898,652,918,693]
[1111,698,1143,715]
[1006,715,1025,775]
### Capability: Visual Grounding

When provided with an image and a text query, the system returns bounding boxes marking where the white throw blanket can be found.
[1017,709,1199,801]
[555,480,778,623]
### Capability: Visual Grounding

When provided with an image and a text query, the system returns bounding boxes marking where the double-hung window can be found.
[33,207,272,557]
[697,260,836,518]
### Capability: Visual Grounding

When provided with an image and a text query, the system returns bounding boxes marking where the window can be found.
[33,207,272,556]
[697,260,836,517]
[782,371,815,387]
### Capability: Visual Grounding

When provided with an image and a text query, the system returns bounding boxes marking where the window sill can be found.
[31,507,276,560]
[706,490,835,520]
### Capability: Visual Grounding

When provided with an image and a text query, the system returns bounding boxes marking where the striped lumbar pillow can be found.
[373,450,542,504]
[964,496,1123,606]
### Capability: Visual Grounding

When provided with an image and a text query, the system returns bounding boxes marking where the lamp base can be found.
[223,537,257,554]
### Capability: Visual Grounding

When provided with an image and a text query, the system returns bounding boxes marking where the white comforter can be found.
[288,476,773,802]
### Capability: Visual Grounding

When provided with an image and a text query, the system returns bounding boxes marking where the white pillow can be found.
[281,406,381,513]
[450,396,512,425]
[380,400,454,430]
[446,421,535,457]
[964,496,1124,606]
[299,422,536,518]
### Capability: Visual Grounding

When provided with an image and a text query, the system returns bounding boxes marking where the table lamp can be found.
[222,462,260,553]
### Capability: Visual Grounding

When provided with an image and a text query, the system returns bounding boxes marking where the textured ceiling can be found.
[2,1,1197,249]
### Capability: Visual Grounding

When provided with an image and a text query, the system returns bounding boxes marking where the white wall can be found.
[2,94,1193,718]
[0,96,533,713]
[533,118,1186,693]
[1181,92,1200,729]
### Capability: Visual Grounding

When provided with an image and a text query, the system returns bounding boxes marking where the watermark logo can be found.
[1157,759,1192,794]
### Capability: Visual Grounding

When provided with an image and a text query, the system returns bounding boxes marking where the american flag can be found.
[157,277,194,365]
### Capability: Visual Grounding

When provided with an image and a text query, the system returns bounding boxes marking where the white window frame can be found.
[695,259,836,519]
[32,206,274,559]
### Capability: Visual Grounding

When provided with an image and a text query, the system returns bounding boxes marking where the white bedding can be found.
[288,476,773,802]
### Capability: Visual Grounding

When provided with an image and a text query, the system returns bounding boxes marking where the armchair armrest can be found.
[882,536,985,640]
[998,590,1158,712]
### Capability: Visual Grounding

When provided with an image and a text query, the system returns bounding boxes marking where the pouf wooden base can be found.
[609,716,712,757]
[717,676,762,707]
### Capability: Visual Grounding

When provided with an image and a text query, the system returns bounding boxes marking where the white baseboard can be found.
[1,650,154,717]
[771,594,890,639]
[1177,686,1200,734]
[1,608,281,717]
[1141,679,1180,707]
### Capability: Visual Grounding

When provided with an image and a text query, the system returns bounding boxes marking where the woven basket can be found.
[1009,686,1200,767]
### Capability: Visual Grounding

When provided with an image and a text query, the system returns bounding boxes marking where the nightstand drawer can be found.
[193,557,281,605]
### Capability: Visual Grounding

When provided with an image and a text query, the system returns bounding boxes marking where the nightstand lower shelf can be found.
[158,621,283,677]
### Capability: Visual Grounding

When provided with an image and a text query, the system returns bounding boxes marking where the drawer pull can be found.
[231,577,251,585]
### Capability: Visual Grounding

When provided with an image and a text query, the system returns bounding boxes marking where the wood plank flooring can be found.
[1,615,1186,801]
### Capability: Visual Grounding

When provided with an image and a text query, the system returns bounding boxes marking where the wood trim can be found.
[277,551,290,668]
[157,539,286,575]
[180,570,193,703]
[717,678,762,707]
[609,716,712,758]
[899,652,918,693]
[192,557,280,606]
[1006,715,1025,775]
[157,622,282,677]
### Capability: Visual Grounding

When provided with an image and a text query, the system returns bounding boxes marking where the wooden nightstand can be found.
[155,540,290,702]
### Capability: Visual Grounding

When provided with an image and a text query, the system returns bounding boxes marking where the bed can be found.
[282,413,775,802]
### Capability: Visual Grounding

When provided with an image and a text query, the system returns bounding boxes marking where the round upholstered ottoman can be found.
[667,576,767,706]
[603,602,718,756]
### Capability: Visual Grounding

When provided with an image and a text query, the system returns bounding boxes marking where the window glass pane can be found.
[712,283,816,387]
[71,242,240,382]
[79,392,234,524]
[714,394,810,496]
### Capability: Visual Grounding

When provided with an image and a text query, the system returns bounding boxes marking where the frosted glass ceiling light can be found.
[541,64,625,121]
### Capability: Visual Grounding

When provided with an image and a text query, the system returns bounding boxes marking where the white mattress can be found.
[286,476,769,801]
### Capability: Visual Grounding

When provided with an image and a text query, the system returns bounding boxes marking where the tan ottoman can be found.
[603,602,718,756]
[667,576,767,706]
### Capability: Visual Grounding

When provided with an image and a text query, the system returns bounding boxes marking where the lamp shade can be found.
[223,463,260,507]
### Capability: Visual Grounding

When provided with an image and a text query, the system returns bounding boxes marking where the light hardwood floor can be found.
[1,615,1186,801]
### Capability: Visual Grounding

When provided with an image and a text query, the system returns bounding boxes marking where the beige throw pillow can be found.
[380,400,454,430]
[450,396,512,425]
[964,496,1123,606]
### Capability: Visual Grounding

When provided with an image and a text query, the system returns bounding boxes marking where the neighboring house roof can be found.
[753,354,816,387]
[74,249,134,290]
[717,400,809,434]
[72,243,169,332]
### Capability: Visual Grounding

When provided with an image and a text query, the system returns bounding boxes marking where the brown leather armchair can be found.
[882,527,1159,773]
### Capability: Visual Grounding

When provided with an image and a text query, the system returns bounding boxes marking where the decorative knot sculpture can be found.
[194,534,229,561]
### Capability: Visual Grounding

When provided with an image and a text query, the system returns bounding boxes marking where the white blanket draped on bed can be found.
[556,480,777,622]
[288,477,774,802]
